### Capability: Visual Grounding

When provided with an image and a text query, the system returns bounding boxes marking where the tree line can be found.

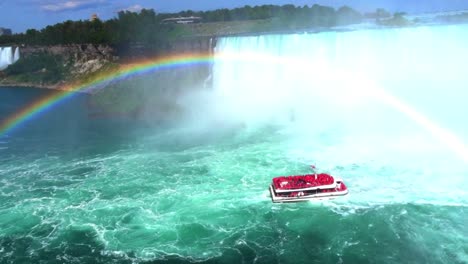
[0,4,374,48]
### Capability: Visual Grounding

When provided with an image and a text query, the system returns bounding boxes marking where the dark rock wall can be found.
[19,44,117,62]
[18,36,216,62]
[120,37,216,60]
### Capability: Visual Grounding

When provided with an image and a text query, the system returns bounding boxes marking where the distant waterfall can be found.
[13,47,20,62]
[0,46,20,70]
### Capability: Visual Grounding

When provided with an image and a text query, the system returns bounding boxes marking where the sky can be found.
[1,0,468,33]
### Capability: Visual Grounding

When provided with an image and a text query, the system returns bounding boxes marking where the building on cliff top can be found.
[161,16,202,24]
[90,13,99,21]
[0,27,12,36]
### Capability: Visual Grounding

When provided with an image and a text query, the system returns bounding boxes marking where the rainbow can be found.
[0,53,215,136]
[1,51,467,162]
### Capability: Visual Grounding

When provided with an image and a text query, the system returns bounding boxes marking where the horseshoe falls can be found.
[0,24,467,263]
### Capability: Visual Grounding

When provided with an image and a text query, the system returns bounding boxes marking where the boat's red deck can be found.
[272,173,335,190]
[275,182,348,198]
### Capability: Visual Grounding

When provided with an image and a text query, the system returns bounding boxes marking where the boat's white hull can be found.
[269,185,348,203]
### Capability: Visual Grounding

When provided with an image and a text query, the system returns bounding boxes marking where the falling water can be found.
[0,46,20,70]
[13,46,20,62]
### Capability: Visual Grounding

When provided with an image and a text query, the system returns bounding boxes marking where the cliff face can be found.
[19,44,118,77]
[20,44,116,60]
[0,37,216,95]
[164,37,216,54]
[8,37,216,78]
[0,44,119,88]
[119,37,216,60]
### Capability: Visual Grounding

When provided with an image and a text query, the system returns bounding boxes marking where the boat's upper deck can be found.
[272,173,336,192]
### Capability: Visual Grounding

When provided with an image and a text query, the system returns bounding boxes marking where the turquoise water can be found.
[2,24,468,264]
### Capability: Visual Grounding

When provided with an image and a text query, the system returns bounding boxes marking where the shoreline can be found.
[0,82,90,93]
[0,82,59,90]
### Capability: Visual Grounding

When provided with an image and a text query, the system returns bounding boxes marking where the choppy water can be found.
[2,24,468,264]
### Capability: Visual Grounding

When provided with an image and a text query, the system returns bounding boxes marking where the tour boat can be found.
[269,173,348,203]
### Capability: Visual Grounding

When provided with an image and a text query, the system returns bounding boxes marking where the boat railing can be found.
[272,174,335,191]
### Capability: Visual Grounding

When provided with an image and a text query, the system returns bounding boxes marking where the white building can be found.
[161,16,202,24]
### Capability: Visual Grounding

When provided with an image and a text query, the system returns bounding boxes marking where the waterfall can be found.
[13,47,20,62]
[0,46,20,70]
[208,24,468,164]
[211,25,468,125]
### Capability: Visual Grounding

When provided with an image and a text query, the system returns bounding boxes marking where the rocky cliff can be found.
[0,37,216,89]
[0,43,118,88]
[118,37,216,60]
[20,44,117,76]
